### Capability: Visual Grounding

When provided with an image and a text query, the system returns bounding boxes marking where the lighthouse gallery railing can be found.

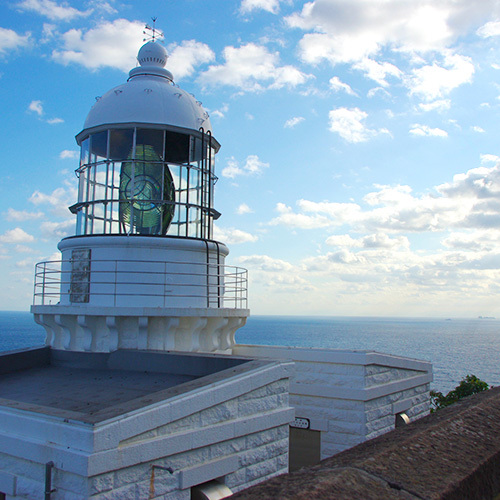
[33,259,248,309]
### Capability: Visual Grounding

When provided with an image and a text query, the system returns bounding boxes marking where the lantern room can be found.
[70,41,219,240]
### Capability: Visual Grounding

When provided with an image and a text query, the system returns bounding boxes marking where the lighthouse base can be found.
[31,305,249,354]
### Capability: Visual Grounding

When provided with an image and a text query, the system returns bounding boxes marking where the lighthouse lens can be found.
[119,139,175,235]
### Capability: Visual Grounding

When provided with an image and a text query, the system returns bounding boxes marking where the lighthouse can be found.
[0,28,432,500]
[32,38,249,354]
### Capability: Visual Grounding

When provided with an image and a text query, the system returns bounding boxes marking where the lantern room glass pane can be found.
[80,138,89,167]
[165,131,189,163]
[109,129,133,160]
[136,129,164,159]
[90,131,108,161]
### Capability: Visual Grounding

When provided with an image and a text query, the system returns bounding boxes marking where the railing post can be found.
[42,262,46,305]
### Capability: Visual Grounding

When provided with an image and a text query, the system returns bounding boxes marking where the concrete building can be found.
[0,31,432,499]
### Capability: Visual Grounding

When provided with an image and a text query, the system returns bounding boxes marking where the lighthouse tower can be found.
[32,39,249,354]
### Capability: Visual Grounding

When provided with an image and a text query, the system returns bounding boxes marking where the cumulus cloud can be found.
[16,0,91,21]
[409,124,448,137]
[167,40,215,79]
[329,76,357,96]
[46,117,64,124]
[284,116,304,128]
[328,107,389,143]
[29,186,76,217]
[59,150,79,159]
[237,254,294,272]
[27,100,63,124]
[407,53,474,101]
[222,155,269,178]
[5,208,44,221]
[287,0,499,64]
[269,163,500,235]
[353,58,402,87]
[40,220,73,239]
[236,203,254,214]
[240,0,281,14]
[52,19,144,72]
[326,233,409,249]
[28,100,43,116]
[200,43,313,91]
[477,21,500,38]
[0,27,31,55]
[418,99,451,112]
[213,226,258,244]
[480,154,500,164]
[0,228,35,244]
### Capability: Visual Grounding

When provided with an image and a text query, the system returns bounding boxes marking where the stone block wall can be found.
[0,358,293,499]
[233,345,432,461]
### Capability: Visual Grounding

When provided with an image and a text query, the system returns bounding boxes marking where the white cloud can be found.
[29,186,76,217]
[52,19,144,72]
[418,99,451,112]
[210,103,229,119]
[329,76,357,96]
[16,0,91,21]
[0,228,35,244]
[353,58,402,87]
[284,116,304,128]
[213,226,258,244]
[167,40,215,79]
[269,202,332,229]
[46,117,64,124]
[200,43,313,91]
[59,150,78,159]
[236,203,254,214]
[477,21,500,38]
[237,254,294,272]
[240,0,281,14]
[328,107,389,143]
[28,100,43,116]
[287,0,499,65]
[269,163,500,235]
[480,154,500,165]
[40,220,73,239]
[471,126,485,133]
[0,28,31,55]
[408,53,474,101]
[15,244,35,253]
[326,233,409,249]
[222,155,269,178]
[409,124,448,137]
[5,208,44,221]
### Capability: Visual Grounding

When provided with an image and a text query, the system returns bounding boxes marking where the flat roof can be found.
[0,347,261,424]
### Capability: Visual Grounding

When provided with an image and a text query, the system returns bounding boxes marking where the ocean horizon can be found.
[1,311,499,394]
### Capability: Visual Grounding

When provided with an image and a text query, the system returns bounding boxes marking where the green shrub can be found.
[430,374,489,412]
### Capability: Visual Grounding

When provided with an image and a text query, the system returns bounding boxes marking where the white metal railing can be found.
[33,259,248,309]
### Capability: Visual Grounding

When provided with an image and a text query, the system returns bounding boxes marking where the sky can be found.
[2,0,500,317]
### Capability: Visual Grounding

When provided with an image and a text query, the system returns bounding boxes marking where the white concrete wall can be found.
[58,236,229,308]
[0,360,293,499]
[233,344,432,460]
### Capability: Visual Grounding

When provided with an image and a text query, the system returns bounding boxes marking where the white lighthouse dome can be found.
[80,41,213,136]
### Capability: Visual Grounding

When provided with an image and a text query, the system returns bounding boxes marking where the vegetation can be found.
[430,374,489,412]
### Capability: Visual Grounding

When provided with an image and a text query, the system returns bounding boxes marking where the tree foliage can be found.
[430,374,489,412]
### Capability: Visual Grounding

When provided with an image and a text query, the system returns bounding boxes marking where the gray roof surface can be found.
[0,347,259,424]
[0,365,194,419]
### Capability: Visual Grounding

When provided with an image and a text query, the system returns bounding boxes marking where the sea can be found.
[1,311,499,394]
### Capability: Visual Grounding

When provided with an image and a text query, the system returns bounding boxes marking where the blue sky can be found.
[2,0,500,317]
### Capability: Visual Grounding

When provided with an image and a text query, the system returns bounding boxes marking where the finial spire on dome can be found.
[143,17,164,43]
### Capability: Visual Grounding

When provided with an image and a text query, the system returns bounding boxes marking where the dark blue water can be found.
[1,312,499,393]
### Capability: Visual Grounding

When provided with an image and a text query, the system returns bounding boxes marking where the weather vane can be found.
[143,17,164,43]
